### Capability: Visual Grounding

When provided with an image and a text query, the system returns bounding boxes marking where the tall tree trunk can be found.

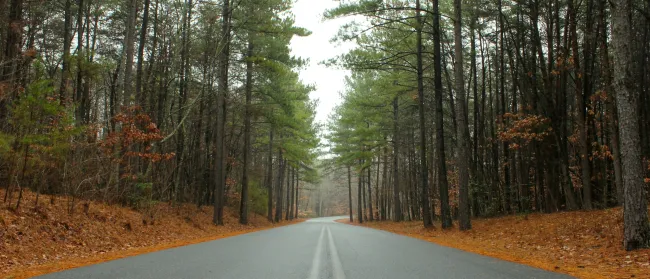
[392,96,402,221]
[454,0,471,230]
[289,167,295,220]
[362,162,367,221]
[478,30,487,215]
[266,126,274,222]
[611,0,650,251]
[348,165,354,223]
[213,0,231,226]
[470,10,479,191]
[136,0,151,107]
[59,0,72,104]
[274,150,284,223]
[497,0,511,213]
[294,171,300,219]
[598,0,624,205]
[367,159,374,221]
[285,166,291,220]
[239,37,253,225]
[375,156,381,219]
[434,0,452,228]
[123,0,137,103]
[569,0,592,210]
[358,162,364,223]
[174,0,192,202]
[415,0,432,228]
[381,145,388,220]
[290,167,296,220]
[75,0,85,123]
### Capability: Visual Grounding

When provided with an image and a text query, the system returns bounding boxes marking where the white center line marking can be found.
[308,226,326,279]
[327,226,346,279]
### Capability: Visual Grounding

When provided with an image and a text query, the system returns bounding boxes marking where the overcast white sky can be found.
[289,0,357,126]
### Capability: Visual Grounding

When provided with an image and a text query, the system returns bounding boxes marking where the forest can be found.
[0,0,320,229]
[0,0,648,266]
[322,0,650,251]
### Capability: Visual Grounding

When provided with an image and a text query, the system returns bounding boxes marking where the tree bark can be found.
[75,0,85,123]
[498,0,511,213]
[569,0,593,210]
[294,171,300,219]
[59,0,72,104]
[274,152,284,223]
[454,0,471,230]
[136,0,151,107]
[123,0,137,102]
[358,162,364,223]
[213,0,231,226]
[348,166,354,223]
[367,159,374,221]
[611,0,650,251]
[239,37,253,224]
[433,0,452,228]
[285,166,291,220]
[415,0,432,228]
[290,167,296,220]
[266,126,274,222]
[598,0,624,205]
[392,96,402,221]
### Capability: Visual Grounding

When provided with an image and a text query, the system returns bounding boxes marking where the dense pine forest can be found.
[0,0,319,227]
[322,0,650,251]
[0,0,648,255]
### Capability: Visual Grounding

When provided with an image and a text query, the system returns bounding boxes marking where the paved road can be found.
[37,216,573,279]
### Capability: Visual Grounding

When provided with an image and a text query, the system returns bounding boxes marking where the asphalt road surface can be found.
[37,216,574,279]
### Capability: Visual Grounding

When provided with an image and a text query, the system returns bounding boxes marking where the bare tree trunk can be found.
[470,8,479,196]
[136,0,151,107]
[375,156,380,219]
[433,0,452,228]
[415,0,432,228]
[348,165,354,222]
[284,166,294,221]
[569,0,592,210]
[213,0,231,226]
[392,96,402,221]
[59,0,72,104]
[498,0,511,213]
[381,146,388,220]
[454,0,471,230]
[123,0,137,102]
[274,149,284,223]
[239,37,253,224]
[611,0,650,251]
[598,0,624,205]
[266,126,274,222]
[367,159,373,221]
[358,162,363,223]
[362,162,367,221]
[294,171,300,219]
[285,166,291,220]
[75,0,85,123]
[289,167,295,220]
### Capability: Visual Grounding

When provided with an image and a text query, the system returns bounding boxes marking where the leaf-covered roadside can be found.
[0,189,301,279]
[340,208,650,279]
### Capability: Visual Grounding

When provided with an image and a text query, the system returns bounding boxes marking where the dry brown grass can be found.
[339,208,650,279]
[0,189,301,279]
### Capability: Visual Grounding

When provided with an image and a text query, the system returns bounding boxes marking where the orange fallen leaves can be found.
[1,189,301,279]
[341,208,650,279]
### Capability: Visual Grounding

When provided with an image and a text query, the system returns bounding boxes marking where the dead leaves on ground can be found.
[1,189,300,279]
[342,208,650,279]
